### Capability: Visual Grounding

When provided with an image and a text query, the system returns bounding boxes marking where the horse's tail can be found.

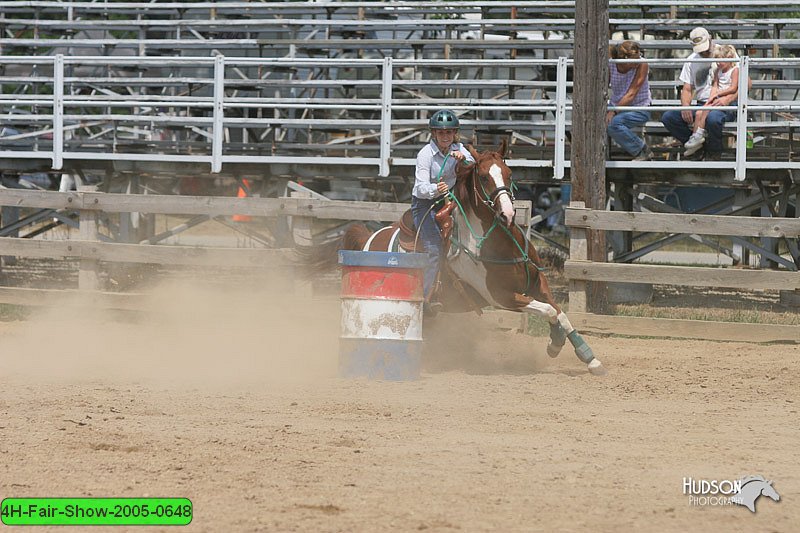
[292,221,368,276]
[342,222,372,251]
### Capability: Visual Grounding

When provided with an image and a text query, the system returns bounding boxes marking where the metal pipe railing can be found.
[1,55,799,180]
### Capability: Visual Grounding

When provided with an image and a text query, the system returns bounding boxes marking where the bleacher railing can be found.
[1,54,799,182]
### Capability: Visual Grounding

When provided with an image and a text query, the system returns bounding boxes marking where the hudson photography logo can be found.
[683,475,781,512]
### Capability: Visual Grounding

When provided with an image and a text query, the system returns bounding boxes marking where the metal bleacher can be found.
[0,0,799,198]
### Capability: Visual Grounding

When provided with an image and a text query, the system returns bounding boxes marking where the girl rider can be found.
[412,109,475,314]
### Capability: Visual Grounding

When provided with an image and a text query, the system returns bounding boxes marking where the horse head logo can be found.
[731,476,781,513]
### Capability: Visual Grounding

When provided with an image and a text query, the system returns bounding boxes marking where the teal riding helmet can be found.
[429,109,459,129]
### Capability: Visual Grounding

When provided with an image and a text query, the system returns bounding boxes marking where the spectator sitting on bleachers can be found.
[683,45,740,157]
[661,27,738,161]
[607,40,653,161]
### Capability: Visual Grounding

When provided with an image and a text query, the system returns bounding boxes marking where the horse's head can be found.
[761,481,780,502]
[463,139,515,227]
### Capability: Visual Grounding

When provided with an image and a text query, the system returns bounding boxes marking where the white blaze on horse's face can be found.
[489,163,515,227]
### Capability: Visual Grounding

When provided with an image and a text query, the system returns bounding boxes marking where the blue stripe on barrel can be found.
[338,251,428,381]
[338,250,428,269]
[338,338,422,381]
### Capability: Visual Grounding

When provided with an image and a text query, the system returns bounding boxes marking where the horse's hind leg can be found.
[548,321,567,358]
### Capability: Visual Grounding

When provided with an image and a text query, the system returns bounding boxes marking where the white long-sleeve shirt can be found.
[412,140,474,200]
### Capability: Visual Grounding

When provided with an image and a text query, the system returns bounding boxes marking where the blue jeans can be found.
[411,196,443,298]
[608,110,651,156]
[662,105,737,154]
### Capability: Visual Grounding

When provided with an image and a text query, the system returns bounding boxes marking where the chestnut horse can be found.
[342,140,606,376]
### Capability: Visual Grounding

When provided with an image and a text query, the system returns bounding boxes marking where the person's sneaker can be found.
[683,131,707,156]
[684,148,705,161]
[704,151,722,161]
[632,146,653,161]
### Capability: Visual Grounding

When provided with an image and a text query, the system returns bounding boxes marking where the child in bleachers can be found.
[684,44,740,156]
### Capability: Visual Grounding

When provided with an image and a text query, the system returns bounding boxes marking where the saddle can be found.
[396,201,484,315]
[397,201,458,253]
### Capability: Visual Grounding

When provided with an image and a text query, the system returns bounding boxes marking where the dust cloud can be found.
[0,265,553,387]
[0,271,340,388]
[423,312,549,375]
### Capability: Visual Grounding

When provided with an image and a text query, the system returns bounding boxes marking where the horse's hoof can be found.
[587,359,607,376]
[546,342,563,358]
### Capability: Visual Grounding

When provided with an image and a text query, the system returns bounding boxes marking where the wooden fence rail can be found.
[0,188,344,303]
[0,237,295,268]
[0,189,408,221]
[565,202,800,343]
[0,189,535,309]
[566,209,800,238]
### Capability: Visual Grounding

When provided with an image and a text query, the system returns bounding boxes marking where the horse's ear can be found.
[466,144,480,161]
[497,138,508,158]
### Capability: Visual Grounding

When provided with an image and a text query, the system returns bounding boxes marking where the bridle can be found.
[471,156,516,215]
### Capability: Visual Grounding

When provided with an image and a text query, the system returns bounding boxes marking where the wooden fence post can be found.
[514,199,533,332]
[78,185,99,291]
[568,201,587,313]
[572,0,609,312]
[1,205,19,267]
[290,190,314,298]
[290,190,314,247]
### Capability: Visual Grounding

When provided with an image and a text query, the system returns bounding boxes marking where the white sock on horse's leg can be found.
[523,300,558,322]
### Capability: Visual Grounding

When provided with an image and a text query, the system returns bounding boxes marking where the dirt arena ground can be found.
[0,281,798,532]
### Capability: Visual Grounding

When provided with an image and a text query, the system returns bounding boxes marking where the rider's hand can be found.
[606,110,615,124]
[681,110,694,124]
[436,182,449,195]
[449,151,465,161]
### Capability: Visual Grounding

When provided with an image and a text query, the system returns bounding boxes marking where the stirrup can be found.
[423,301,443,317]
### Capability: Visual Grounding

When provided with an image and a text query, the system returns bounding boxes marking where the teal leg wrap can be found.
[567,330,595,364]
[547,322,567,357]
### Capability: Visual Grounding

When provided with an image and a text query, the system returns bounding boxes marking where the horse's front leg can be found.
[518,294,607,376]
[554,311,607,376]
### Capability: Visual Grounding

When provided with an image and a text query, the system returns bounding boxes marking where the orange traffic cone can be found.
[233,179,251,222]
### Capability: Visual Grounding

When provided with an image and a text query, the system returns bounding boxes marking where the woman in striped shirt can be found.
[607,41,653,161]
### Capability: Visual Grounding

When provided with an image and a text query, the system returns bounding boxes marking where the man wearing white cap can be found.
[661,27,738,160]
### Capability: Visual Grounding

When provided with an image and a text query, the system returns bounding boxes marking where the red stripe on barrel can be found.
[341,266,424,301]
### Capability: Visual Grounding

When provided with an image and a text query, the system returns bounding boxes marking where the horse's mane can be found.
[739,475,768,487]
[453,152,476,207]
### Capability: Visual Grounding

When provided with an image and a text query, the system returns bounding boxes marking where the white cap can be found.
[690,27,711,53]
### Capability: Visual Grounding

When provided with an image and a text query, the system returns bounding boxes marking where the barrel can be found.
[338,250,428,380]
